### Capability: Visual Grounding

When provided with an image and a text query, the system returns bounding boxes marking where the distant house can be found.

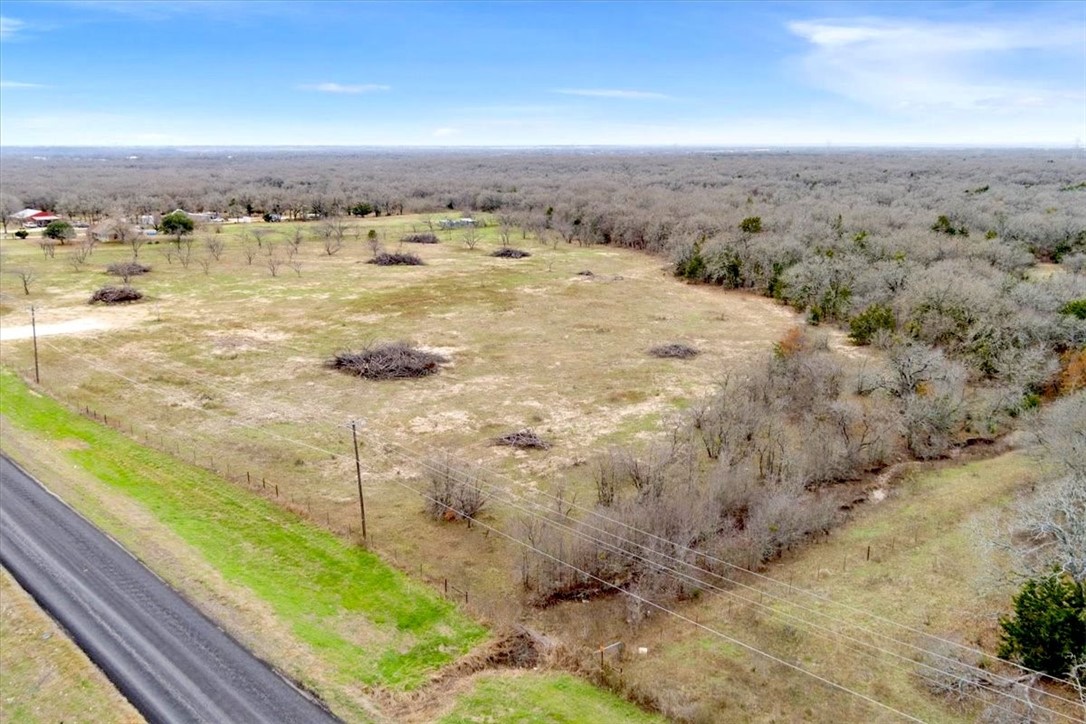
[169,209,221,224]
[438,217,475,229]
[10,208,61,227]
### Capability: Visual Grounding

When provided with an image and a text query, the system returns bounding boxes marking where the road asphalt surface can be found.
[0,454,340,724]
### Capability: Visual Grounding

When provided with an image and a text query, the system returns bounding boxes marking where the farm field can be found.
[1,198,1081,720]
[0,215,805,620]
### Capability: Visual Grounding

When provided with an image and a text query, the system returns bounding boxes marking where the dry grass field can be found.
[4,217,1073,722]
[0,216,802,616]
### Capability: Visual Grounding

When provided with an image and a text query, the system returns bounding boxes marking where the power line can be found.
[47,323,1085,703]
[31,336,936,721]
[36,330,1084,714]
[357,430,1079,722]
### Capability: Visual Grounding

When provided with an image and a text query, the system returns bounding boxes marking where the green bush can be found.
[849,304,896,345]
[931,215,968,237]
[14,229,29,239]
[998,570,1086,679]
[739,216,763,234]
[674,242,706,280]
[43,220,75,242]
[1060,298,1086,320]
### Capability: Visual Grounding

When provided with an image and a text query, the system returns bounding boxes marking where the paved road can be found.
[0,455,339,724]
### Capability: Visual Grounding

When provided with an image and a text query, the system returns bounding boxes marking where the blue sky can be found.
[0,1,1083,147]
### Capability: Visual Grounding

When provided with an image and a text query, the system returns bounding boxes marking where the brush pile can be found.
[400,233,440,244]
[490,248,531,259]
[492,429,551,449]
[648,343,699,359]
[368,252,424,266]
[89,286,143,304]
[328,341,447,379]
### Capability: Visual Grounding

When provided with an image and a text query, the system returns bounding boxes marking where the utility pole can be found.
[30,305,40,384]
[351,420,367,541]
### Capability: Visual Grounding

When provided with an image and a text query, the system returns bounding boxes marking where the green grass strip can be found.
[440,672,664,723]
[0,369,487,689]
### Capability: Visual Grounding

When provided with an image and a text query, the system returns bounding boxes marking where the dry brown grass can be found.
[0,568,143,724]
[601,452,1085,722]
[0,215,843,719]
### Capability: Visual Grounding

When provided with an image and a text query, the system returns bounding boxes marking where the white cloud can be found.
[0,16,25,39]
[432,127,459,138]
[0,80,45,89]
[552,88,670,100]
[787,17,1085,115]
[298,82,390,94]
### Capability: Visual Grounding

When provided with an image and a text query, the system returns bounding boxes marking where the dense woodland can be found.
[3,148,1084,690]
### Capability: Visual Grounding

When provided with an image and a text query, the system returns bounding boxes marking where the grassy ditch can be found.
[439,672,662,723]
[0,368,488,691]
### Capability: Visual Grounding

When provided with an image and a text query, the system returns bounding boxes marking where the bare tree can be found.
[463,225,480,250]
[266,253,283,277]
[197,254,213,275]
[67,242,92,271]
[1017,392,1086,582]
[498,214,515,247]
[423,453,488,527]
[10,269,35,295]
[38,240,56,258]
[241,242,257,265]
[0,193,22,237]
[319,217,350,256]
[204,235,225,260]
[177,238,194,269]
[287,226,304,253]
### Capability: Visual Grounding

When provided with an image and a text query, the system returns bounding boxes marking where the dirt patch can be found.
[0,313,146,341]
[382,626,560,722]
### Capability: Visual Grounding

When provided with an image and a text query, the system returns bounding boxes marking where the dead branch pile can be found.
[492,429,551,449]
[368,251,424,266]
[89,285,143,304]
[490,247,531,259]
[327,341,448,380]
[400,232,439,244]
[106,261,151,277]
[648,343,700,359]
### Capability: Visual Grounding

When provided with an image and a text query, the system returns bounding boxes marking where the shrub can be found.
[89,285,142,304]
[648,343,699,359]
[998,570,1086,679]
[739,216,762,234]
[849,304,897,345]
[932,214,969,237]
[400,232,439,244]
[14,229,28,239]
[1060,298,1086,320]
[674,241,706,280]
[490,247,531,259]
[423,453,488,526]
[367,251,423,266]
[327,341,447,380]
[44,220,75,242]
[106,261,151,282]
[493,429,551,449]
